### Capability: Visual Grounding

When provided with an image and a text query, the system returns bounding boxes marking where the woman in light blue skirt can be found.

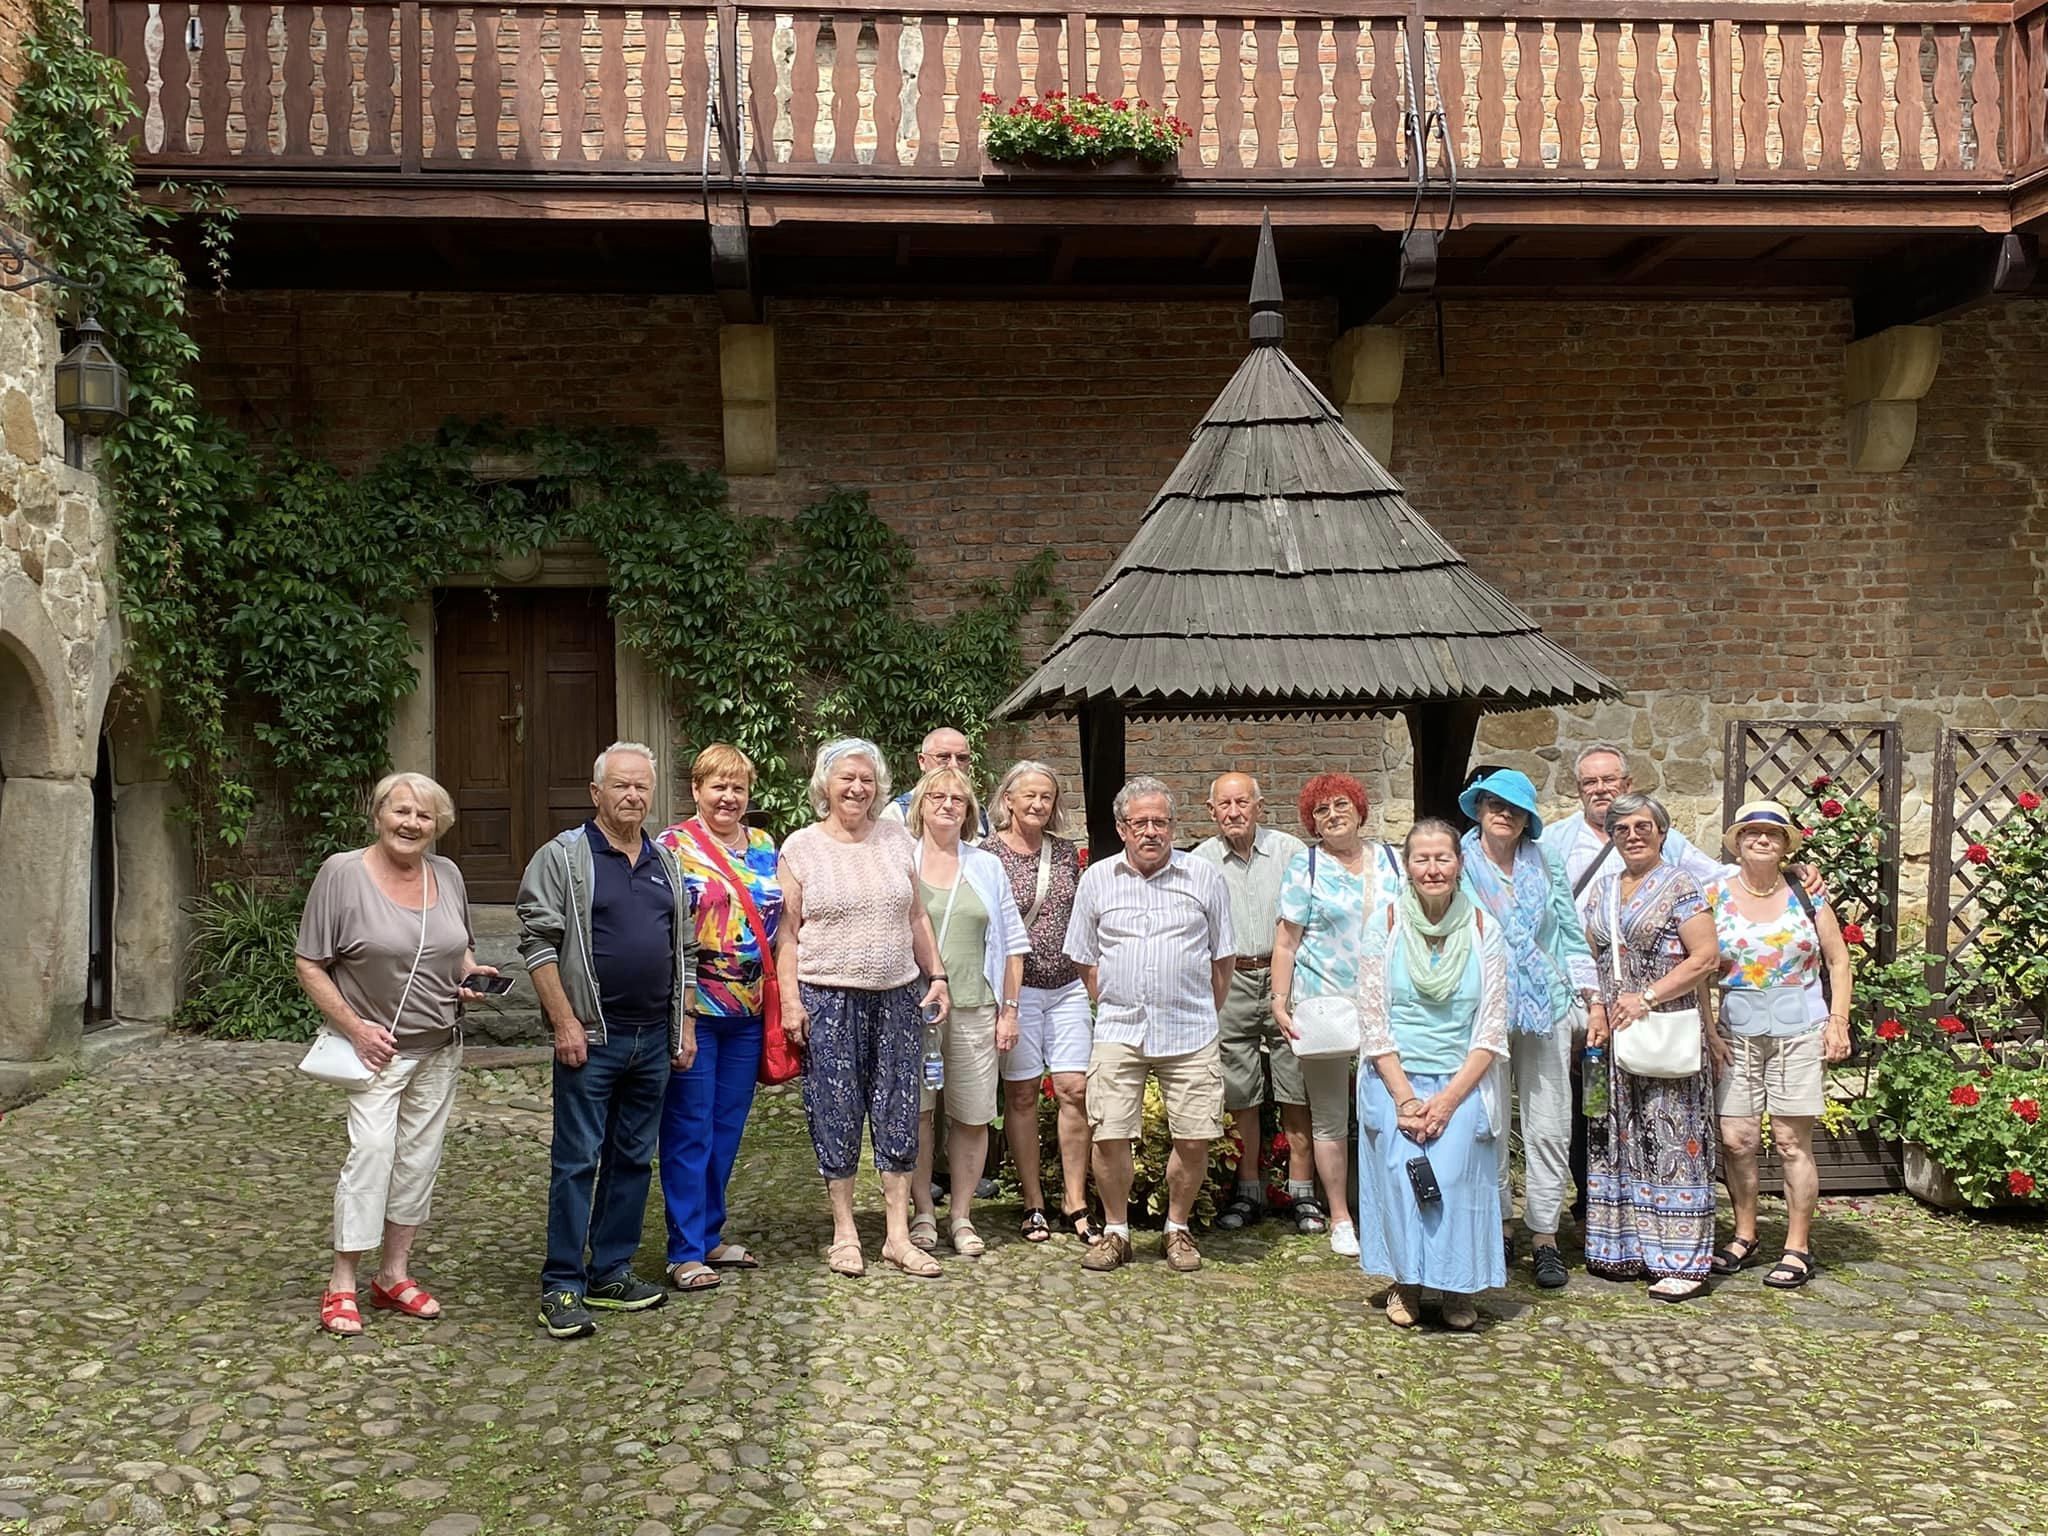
[1354,819,1511,1329]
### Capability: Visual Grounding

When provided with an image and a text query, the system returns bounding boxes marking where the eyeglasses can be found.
[1310,799,1356,820]
[926,792,970,807]
[925,750,972,766]
[1122,817,1171,833]
[1578,774,1626,791]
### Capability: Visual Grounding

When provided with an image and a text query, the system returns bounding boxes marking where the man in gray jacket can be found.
[519,741,697,1339]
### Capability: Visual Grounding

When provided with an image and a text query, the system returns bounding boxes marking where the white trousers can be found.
[333,1042,463,1252]
[1496,1025,1573,1236]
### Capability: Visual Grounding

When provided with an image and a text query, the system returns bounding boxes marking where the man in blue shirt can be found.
[519,742,698,1340]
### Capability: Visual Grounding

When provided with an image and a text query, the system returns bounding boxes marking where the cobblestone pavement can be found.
[2,1037,2045,1536]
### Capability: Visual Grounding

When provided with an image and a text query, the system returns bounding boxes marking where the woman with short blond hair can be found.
[655,742,783,1289]
[297,771,497,1335]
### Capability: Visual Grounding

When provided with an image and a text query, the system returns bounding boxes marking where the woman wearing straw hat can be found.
[1456,766,1601,1291]
[1705,799,1854,1290]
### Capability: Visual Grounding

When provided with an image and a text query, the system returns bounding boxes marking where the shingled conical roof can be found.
[999,216,1617,722]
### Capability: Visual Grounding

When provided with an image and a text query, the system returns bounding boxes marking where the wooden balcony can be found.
[90,2,2048,297]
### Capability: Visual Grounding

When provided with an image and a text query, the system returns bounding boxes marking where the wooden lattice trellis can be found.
[1928,729,2048,1015]
[1722,719,1903,967]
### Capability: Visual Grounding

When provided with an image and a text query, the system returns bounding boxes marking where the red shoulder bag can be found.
[682,821,801,1086]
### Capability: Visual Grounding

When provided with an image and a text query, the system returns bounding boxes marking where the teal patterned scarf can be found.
[1398,883,1477,1004]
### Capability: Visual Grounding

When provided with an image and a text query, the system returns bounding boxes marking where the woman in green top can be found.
[907,767,1032,1257]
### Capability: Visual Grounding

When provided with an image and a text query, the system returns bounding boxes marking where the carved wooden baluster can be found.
[992,16,1021,109]
[1779,25,1809,172]
[553,9,586,164]
[1330,17,1361,170]
[1592,19,1621,171]
[1475,19,1503,168]
[364,4,397,158]
[2030,17,2048,174]
[954,17,985,171]
[593,8,625,163]
[1034,15,1061,98]
[1970,25,2001,175]
[1854,25,1884,173]
[1512,20,1542,170]
[194,1,230,156]
[873,14,903,166]
[157,3,191,154]
[320,5,352,159]
[746,11,778,168]
[1215,20,1244,170]
[1737,22,1767,172]
[1672,22,1702,174]
[788,14,820,163]
[1631,21,1662,173]
[1135,14,1164,116]
[1175,18,1203,172]
[242,3,275,157]
[513,8,545,163]
[1095,17,1122,101]
[1370,17,1401,169]
[829,14,860,165]
[1895,26,1925,173]
[114,2,152,144]
[424,3,455,159]
[1931,25,1962,171]
[1553,20,1583,171]
[1250,18,1279,168]
[916,15,946,168]
[283,2,316,155]
[1294,19,1324,170]
[641,9,671,164]
[1434,20,1463,175]
[1816,25,1846,173]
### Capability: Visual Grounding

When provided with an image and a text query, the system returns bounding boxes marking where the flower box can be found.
[978,90,1190,188]
[1901,1141,2039,1212]
[1755,1124,1903,1196]
[979,153,1179,185]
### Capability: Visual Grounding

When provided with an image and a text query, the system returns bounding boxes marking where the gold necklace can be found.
[1738,872,1784,899]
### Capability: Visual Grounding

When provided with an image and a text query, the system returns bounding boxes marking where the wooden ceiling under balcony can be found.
[99,0,2048,304]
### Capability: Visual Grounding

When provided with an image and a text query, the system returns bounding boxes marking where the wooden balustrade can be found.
[88,0,2048,186]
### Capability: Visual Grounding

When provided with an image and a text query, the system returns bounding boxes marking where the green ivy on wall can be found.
[6,0,1060,877]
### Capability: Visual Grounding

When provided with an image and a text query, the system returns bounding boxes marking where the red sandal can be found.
[319,1291,362,1336]
[369,1277,442,1319]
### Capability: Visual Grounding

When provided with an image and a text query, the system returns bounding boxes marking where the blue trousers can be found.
[800,981,923,1179]
[542,1020,671,1295]
[659,1012,763,1265]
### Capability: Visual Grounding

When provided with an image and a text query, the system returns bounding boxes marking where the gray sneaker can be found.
[538,1290,596,1339]
[586,1275,667,1312]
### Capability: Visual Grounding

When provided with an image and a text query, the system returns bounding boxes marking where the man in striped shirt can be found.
[1063,776,1235,1274]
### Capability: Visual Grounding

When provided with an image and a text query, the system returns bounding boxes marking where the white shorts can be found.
[1000,980,1094,1081]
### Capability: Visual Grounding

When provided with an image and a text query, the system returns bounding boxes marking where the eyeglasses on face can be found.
[1311,798,1357,819]
[1122,817,1171,832]
[1578,773,1626,791]
[926,750,972,765]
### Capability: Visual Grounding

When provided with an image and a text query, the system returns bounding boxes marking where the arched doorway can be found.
[0,625,85,1066]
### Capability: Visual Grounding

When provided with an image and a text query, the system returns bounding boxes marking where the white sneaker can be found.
[1329,1221,1360,1259]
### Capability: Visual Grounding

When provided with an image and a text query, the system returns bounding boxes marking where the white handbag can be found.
[1289,995,1361,1060]
[1604,875,1701,1080]
[298,875,431,1091]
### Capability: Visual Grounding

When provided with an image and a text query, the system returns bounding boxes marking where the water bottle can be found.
[922,1008,945,1092]
[1581,1044,1610,1121]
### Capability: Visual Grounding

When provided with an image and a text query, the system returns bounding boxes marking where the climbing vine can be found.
[6,0,1061,880]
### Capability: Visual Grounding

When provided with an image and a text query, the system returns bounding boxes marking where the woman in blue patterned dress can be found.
[655,743,782,1290]
[1581,793,1730,1302]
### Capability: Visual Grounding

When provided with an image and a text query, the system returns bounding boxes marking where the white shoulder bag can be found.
[1288,848,1362,1060]
[1606,874,1701,1080]
[298,875,432,1090]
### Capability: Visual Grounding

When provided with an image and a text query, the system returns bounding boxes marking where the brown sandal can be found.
[667,1262,723,1292]
[826,1241,866,1278]
[881,1241,942,1278]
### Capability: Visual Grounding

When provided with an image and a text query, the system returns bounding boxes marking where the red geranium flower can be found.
[2020,791,2043,812]
[1111,97,1128,110]
[1937,1014,1967,1036]
[1840,922,1866,945]
[1966,843,1992,865]
[980,91,1000,105]
[1820,798,1844,818]
[1876,1017,1906,1041]
[2009,1170,2038,1197]
[1810,774,1832,790]
[1270,1132,1290,1156]
[1950,1083,1982,1107]
[2012,1097,2042,1125]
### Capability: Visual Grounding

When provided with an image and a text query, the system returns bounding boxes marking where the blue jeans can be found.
[543,1020,671,1295]
[659,1013,764,1264]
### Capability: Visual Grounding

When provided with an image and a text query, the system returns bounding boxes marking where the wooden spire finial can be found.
[1249,209,1284,346]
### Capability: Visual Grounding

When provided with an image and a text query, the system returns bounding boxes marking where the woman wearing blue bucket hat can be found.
[1456,767,1601,1290]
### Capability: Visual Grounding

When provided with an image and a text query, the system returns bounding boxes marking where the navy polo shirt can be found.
[584,820,676,1026]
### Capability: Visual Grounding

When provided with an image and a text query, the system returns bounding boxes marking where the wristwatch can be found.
[1643,984,1659,1009]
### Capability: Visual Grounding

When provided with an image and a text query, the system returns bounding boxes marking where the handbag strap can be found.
[683,820,777,979]
[387,863,432,1032]
[914,843,964,951]
[1573,834,1617,898]
[1782,875,1835,1010]
[1017,837,1053,930]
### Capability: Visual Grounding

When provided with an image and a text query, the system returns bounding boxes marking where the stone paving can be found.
[2,1037,2046,1536]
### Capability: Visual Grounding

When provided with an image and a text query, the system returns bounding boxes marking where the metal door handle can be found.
[499,699,525,745]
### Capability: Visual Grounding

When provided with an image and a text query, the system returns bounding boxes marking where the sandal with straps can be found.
[1763,1249,1817,1289]
[368,1277,441,1319]
[1710,1235,1763,1276]
[1061,1206,1101,1246]
[826,1241,866,1278]
[1019,1207,1052,1243]
[882,1241,942,1278]
[320,1290,363,1336]
[1293,1196,1330,1236]
[950,1220,985,1258]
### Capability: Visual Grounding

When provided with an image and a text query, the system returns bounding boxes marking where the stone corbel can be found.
[720,324,776,477]
[1844,324,1942,473]
[1329,326,1404,467]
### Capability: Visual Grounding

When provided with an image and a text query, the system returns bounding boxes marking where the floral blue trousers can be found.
[799,981,923,1180]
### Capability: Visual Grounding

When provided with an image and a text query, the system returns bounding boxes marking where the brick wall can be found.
[0,0,31,135]
[185,290,2048,864]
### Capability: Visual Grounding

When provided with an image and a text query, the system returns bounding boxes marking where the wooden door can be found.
[434,589,617,903]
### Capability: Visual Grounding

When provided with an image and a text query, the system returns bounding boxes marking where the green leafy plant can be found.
[980,90,1191,165]
[1972,791,2048,1025]
[1795,774,1886,956]
[173,883,322,1041]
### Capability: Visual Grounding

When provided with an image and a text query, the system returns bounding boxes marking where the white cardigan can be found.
[915,840,1032,1004]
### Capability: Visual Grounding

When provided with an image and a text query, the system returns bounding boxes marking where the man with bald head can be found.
[882,726,990,837]
[1191,771,1313,1232]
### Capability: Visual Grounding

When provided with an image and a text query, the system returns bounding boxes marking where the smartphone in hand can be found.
[461,972,517,995]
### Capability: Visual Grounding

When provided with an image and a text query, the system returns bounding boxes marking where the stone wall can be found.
[183,289,2048,919]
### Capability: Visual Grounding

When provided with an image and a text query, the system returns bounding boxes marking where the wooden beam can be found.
[1601,234,1685,283]
[1852,231,2037,337]
[1078,700,1126,864]
[1049,232,1081,283]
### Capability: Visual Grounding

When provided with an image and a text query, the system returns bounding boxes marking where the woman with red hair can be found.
[1270,771,1402,1257]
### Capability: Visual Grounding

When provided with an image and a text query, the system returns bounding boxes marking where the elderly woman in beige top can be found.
[776,738,951,1279]
[296,771,498,1336]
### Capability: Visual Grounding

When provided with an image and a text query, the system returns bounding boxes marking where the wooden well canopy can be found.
[998,213,1618,853]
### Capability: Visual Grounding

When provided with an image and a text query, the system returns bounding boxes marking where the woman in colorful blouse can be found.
[1455,767,1601,1291]
[1706,799,1853,1290]
[655,743,782,1290]
[985,760,1097,1244]
[1582,793,1728,1302]
[1270,771,1399,1257]
[1354,820,1511,1330]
